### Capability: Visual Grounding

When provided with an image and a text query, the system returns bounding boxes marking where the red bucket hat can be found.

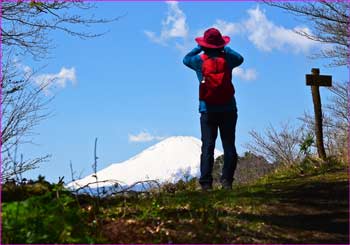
[195,28,230,49]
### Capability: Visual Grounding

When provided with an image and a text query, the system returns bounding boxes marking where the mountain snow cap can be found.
[67,136,223,189]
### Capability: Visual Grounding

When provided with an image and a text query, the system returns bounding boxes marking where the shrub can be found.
[2,184,98,243]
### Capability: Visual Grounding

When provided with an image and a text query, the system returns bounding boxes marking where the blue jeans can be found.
[199,110,238,187]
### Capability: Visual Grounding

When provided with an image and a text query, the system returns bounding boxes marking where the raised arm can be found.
[183,45,203,71]
[224,46,244,69]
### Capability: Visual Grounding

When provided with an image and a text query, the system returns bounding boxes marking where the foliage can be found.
[299,133,314,156]
[99,163,348,243]
[2,183,103,244]
[260,155,347,183]
[299,80,349,162]
[3,161,348,243]
[161,177,198,193]
[2,175,51,202]
[245,80,348,166]
[213,153,276,186]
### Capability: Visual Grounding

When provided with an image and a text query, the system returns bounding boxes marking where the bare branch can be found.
[2,1,120,59]
[244,122,303,165]
[1,2,120,179]
[298,80,348,160]
[264,1,350,67]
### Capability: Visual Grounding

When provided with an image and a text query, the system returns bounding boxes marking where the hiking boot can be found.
[221,179,232,190]
[201,184,213,192]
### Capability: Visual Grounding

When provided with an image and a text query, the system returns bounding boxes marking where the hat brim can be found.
[195,36,230,49]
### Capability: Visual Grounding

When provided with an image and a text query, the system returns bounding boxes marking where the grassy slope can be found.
[100,167,349,244]
[2,164,349,244]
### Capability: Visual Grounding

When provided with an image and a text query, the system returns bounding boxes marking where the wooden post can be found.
[310,69,327,160]
[305,68,332,161]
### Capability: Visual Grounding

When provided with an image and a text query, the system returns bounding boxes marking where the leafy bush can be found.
[260,155,347,183]
[161,177,198,193]
[2,184,99,243]
[2,179,51,202]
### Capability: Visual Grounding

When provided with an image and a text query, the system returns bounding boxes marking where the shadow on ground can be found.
[236,177,349,243]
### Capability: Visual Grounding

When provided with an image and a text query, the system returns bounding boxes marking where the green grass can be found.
[2,160,349,244]
[98,159,349,244]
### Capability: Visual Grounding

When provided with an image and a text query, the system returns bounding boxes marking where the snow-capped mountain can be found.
[67,136,222,190]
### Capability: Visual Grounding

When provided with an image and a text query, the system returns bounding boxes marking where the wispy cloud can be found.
[213,19,241,36]
[232,67,257,81]
[32,67,77,95]
[144,1,188,45]
[15,60,77,95]
[129,131,165,143]
[146,3,317,55]
[197,19,241,38]
[244,6,316,53]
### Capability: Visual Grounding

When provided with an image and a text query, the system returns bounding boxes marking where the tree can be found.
[244,2,349,168]
[325,81,349,130]
[244,123,303,165]
[245,80,348,166]
[264,1,350,67]
[1,1,118,179]
[1,1,118,58]
[1,55,51,180]
[299,80,349,161]
[213,152,275,185]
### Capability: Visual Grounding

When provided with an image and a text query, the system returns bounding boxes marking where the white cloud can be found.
[244,6,316,53]
[144,3,318,83]
[33,67,77,95]
[213,19,241,37]
[196,19,241,40]
[13,59,77,95]
[146,3,317,55]
[144,31,163,45]
[129,132,165,143]
[232,67,257,81]
[144,1,188,45]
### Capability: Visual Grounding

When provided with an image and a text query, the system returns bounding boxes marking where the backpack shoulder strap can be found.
[200,53,209,61]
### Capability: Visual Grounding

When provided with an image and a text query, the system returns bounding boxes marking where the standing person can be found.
[183,28,244,191]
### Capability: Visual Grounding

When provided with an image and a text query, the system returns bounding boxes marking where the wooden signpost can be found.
[305,68,332,161]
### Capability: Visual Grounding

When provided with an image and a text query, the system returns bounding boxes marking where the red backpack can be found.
[199,53,234,105]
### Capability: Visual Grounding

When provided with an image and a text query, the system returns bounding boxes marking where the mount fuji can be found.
[67,136,222,190]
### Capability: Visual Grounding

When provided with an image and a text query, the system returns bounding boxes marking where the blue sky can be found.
[19,1,348,182]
